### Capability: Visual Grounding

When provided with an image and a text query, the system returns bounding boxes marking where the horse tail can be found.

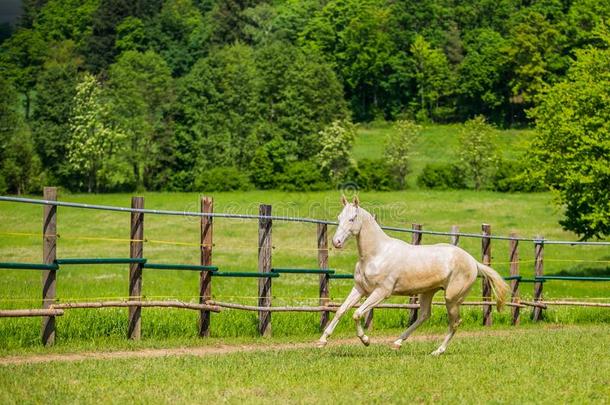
[476,262,509,311]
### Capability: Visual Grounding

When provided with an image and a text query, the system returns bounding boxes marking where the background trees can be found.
[1,0,610,238]
[530,42,610,239]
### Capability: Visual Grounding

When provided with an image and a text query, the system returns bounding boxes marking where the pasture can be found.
[0,325,608,404]
[1,189,609,354]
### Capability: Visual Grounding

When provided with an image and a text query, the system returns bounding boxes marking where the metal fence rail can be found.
[2,195,610,245]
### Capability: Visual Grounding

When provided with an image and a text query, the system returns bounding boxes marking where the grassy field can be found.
[0,324,608,404]
[354,123,534,187]
[0,189,609,353]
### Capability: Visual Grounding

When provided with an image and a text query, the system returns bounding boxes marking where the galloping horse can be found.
[317,196,509,355]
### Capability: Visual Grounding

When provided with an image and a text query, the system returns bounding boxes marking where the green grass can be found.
[0,325,608,404]
[0,189,609,353]
[354,123,534,187]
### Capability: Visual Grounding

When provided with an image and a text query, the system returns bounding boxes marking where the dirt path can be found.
[0,328,536,366]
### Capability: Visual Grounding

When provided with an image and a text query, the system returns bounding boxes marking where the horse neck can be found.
[356,212,390,260]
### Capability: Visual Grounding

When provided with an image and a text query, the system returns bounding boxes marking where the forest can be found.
[0,1,609,202]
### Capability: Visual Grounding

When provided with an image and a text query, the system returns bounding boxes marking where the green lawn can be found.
[0,190,608,353]
[354,123,534,187]
[0,325,608,404]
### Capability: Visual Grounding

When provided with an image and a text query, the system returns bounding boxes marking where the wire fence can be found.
[2,195,610,245]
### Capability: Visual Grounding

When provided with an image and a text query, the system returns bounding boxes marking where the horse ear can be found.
[341,194,348,206]
[353,195,360,207]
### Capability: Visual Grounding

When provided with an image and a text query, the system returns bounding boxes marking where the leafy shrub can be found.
[490,159,546,192]
[194,167,252,192]
[277,161,330,191]
[345,159,401,191]
[417,163,466,189]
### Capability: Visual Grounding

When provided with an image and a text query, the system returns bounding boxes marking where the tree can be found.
[316,120,356,183]
[301,0,402,120]
[255,42,348,159]
[410,35,455,122]
[384,120,421,189]
[457,29,510,121]
[0,28,46,118]
[31,40,81,187]
[67,73,129,192]
[530,44,610,239]
[457,115,498,190]
[107,50,174,190]
[172,44,261,189]
[0,76,41,194]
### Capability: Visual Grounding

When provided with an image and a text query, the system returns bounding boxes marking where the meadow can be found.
[0,189,609,354]
[0,325,608,404]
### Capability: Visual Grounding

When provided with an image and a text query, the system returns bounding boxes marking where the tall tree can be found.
[384,120,421,189]
[31,40,81,186]
[410,35,455,122]
[67,73,129,192]
[530,43,610,239]
[0,28,46,118]
[457,115,498,190]
[107,50,174,190]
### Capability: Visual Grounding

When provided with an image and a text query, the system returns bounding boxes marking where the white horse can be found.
[317,196,509,355]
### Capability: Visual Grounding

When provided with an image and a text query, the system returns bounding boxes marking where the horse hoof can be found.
[316,340,327,348]
[391,341,402,351]
[431,349,444,356]
[361,335,370,346]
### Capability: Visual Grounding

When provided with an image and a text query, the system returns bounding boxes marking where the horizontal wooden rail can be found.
[0,309,65,317]
[51,300,221,312]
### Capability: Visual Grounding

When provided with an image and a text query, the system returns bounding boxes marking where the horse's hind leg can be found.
[431,300,462,356]
[392,290,435,350]
[353,288,389,346]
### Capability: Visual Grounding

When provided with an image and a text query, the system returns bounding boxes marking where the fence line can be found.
[2,195,610,245]
[0,190,609,346]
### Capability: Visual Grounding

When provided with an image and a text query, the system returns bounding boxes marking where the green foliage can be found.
[67,73,131,192]
[530,44,610,239]
[107,50,174,190]
[31,40,81,187]
[0,76,42,194]
[316,120,356,184]
[346,158,400,191]
[458,115,499,190]
[489,159,546,193]
[417,163,466,190]
[193,166,252,192]
[277,160,329,192]
[410,35,455,122]
[384,120,421,189]
[0,28,46,118]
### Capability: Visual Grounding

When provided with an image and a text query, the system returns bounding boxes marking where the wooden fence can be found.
[0,187,608,346]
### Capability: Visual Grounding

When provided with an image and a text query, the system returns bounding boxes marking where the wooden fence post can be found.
[318,223,330,331]
[509,233,520,325]
[532,236,544,321]
[41,186,57,346]
[128,196,144,340]
[408,223,423,326]
[450,225,460,246]
[481,223,492,326]
[258,204,272,337]
[199,196,213,337]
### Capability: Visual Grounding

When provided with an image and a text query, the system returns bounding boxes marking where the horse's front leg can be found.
[317,286,363,348]
[353,288,390,346]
